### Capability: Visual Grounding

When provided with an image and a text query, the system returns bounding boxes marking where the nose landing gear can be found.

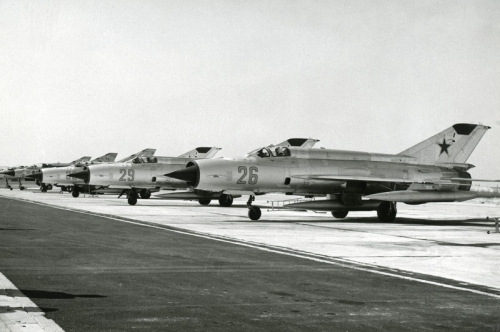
[247,195,261,220]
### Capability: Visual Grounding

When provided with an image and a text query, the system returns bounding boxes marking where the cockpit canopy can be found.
[132,156,158,164]
[255,146,291,158]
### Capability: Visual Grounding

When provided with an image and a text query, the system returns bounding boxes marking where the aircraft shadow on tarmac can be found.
[219,216,493,227]
[18,289,106,300]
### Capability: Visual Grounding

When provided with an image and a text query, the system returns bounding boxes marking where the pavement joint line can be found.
[3,195,500,300]
[0,272,65,332]
[297,222,490,247]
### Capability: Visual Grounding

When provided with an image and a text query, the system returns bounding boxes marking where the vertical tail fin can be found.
[91,153,118,163]
[177,147,221,159]
[70,156,92,164]
[118,148,156,163]
[398,123,490,165]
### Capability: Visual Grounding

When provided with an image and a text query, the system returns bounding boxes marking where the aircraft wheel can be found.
[140,189,151,199]
[47,184,53,190]
[218,194,233,207]
[377,202,397,222]
[19,186,25,191]
[72,190,80,198]
[248,206,261,220]
[9,186,13,190]
[199,199,211,205]
[41,187,47,193]
[128,196,138,205]
[331,210,348,219]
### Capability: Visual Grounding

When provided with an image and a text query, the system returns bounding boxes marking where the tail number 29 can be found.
[119,169,135,181]
[237,166,258,185]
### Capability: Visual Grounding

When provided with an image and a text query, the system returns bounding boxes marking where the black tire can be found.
[72,190,80,198]
[218,194,233,207]
[47,184,53,190]
[199,199,211,205]
[9,187,13,191]
[41,187,47,193]
[140,189,151,199]
[128,196,138,205]
[248,206,262,220]
[377,202,397,222]
[332,210,348,219]
[19,186,25,191]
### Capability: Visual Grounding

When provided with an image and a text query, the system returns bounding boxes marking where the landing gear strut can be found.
[40,184,48,192]
[247,195,261,220]
[377,202,397,222]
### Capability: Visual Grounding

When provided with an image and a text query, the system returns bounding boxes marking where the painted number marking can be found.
[119,169,135,181]
[236,166,258,185]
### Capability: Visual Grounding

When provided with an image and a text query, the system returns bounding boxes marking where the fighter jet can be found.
[165,124,500,221]
[0,165,22,190]
[67,147,223,205]
[27,149,155,195]
[0,156,92,191]
[26,152,117,193]
[67,139,319,206]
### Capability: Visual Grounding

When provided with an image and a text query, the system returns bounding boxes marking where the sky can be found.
[1,0,499,179]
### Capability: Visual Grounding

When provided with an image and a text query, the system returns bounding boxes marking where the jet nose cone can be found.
[26,172,43,181]
[165,165,199,186]
[67,169,90,183]
[0,170,15,176]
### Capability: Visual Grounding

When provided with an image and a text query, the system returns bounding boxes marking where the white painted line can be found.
[0,272,65,332]
[4,196,500,300]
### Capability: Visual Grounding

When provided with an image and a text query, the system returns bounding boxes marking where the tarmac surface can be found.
[1,188,500,331]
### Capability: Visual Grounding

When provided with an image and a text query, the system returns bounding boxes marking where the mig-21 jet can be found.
[165,124,500,222]
[27,149,155,195]
[0,156,92,191]
[67,139,320,206]
[66,147,223,205]
[26,152,118,193]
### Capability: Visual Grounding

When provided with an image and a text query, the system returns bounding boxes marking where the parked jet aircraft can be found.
[27,149,155,195]
[165,124,500,221]
[0,156,92,191]
[0,166,23,190]
[67,139,320,206]
[66,147,223,205]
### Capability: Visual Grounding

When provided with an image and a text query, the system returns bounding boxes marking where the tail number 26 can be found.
[237,166,258,185]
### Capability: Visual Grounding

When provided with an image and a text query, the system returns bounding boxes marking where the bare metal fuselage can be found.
[85,159,192,190]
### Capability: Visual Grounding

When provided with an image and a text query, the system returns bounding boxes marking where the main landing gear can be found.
[331,210,349,219]
[140,189,151,199]
[40,183,53,192]
[72,188,80,198]
[198,194,234,207]
[377,202,397,222]
[218,194,233,207]
[247,195,261,221]
[198,199,211,205]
